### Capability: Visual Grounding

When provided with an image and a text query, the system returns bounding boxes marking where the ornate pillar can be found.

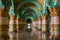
[37,30,42,40]
[16,15,19,40]
[16,17,19,33]
[37,18,42,30]
[0,0,8,25]
[49,8,54,38]
[37,18,42,40]
[9,0,16,33]
[16,15,20,25]
[42,14,48,32]
[16,17,19,25]
[9,15,16,33]
[32,21,35,33]
[32,21,37,34]
[53,7,60,38]
[0,0,4,36]
[0,6,4,25]
[0,0,9,38]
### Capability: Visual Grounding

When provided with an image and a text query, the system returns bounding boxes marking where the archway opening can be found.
[26,19,32,23]
[26,19,32,32]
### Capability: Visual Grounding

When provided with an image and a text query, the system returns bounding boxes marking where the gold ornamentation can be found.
[42,15,47,19]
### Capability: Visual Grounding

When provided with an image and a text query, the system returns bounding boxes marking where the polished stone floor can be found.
[0,24,60,40]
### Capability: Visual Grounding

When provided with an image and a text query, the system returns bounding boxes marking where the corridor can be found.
[0,0,60,40]
[0,24,60,40]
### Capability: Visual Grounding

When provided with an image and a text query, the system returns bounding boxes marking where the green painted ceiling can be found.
[15,0,42,21]
[1,0,60,21]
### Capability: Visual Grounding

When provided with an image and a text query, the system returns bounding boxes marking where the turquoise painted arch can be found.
[16,0,42,13]
[46,0,57,9]
[23,12,36,18]
[24,16,34,21]
[23,12,36,20]
[20,7,40,18]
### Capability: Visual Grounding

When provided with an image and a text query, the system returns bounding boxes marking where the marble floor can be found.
[0,25,60,40]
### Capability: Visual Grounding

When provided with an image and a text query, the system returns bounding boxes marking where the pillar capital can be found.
[38,18,42,20]
[10,14,16,20]
[49,8,54,17]
[42,14,47,20]
[49,8,53,13]
[53,7,60,16]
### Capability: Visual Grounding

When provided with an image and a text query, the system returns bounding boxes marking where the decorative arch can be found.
[8,0,15,16]
[23,12,36,20]
[25,16,34,21]
[16,1,42,13]
[46,0,57,9]
[20,7,40,18]
[23,12,35,17]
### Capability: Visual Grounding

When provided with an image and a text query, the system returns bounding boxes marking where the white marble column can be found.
[9,15,16,33]
[37,18,42,30]
[16,17,19,40]
[32,21,37,34]
[42,15,48,32]
[53,8,60,38]
[49,8,54,39]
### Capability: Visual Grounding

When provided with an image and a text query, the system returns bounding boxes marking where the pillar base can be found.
[9,18,16,33]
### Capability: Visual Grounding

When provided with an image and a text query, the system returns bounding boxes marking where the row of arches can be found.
[0,0,60,39]
[1,0,57,21]
[16,0,42,21]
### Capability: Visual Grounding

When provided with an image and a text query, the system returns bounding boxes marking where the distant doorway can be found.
[26,19,32,32]
[26,19,32,23]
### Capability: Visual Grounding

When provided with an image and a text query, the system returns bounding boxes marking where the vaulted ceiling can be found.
[2,0,59,21]
[14,0,44,21]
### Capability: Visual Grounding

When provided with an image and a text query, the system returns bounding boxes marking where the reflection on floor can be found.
[0,24,60,40]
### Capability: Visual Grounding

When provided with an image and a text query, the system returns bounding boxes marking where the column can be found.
[37,30,42,40]
[9,17,16,40]
[0,0,8,25]
[37,18,42,40]
[9,0,16,33]
[9,15,16,33]
[32,21,36,34]
[0,0,9,38]
[42,14,48,32]
[0,0,4,36]
[0,6,4,25]
[16,17,19,25]
[49,8,54,38]
[16,16,20,40]
[37,18,42,30]
[8,20,16,40]
[16,17,19,32]
[16,16,20,25]
[53,7,60,39]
